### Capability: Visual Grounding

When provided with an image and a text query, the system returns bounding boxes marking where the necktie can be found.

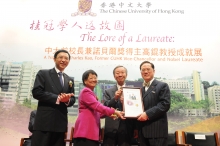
[143,81,150,87]
[58,72,64,87]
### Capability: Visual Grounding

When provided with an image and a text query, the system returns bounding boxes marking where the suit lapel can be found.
[111,85,118,96]
[50,68,63,92]
[141,87,145,98]
[63,73,69,92]
[143,80,157,99]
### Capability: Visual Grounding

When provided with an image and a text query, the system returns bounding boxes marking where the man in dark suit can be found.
[23,110,37,146]
[28,110,37,134]
[31,50,75,146]
[137,61,171,146]
[103,65,135,146]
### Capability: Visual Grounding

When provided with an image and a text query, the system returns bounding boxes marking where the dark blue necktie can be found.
[58,72,64,87]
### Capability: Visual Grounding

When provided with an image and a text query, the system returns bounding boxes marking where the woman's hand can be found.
[110,114,118,120]
[114,110,126,120]
[110,108,126,120]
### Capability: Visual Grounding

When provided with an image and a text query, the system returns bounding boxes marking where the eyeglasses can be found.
[57,56,69,61]
[141,68,152,73]
[88,77,97,80]
[115,72,126,75]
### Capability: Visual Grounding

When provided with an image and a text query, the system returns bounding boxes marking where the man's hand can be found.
[59,93,74,103]
[115,88,123,100]
[137,112,149,121]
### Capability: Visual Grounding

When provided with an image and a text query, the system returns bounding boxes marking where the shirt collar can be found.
[117,83,126,89]
[54,67,64,74]
[149,78,154,86]
[144,78,154,87]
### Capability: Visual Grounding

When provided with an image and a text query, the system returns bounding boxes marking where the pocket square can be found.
[152,91,156,93]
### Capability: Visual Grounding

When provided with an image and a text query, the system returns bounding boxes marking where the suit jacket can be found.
[103,85,134,137]
[138,79,170,138]
[28,110,37,133]
[32,68,75,132]
[73,87,115,141]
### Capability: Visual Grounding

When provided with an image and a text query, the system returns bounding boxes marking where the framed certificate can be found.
[122,87,144,118]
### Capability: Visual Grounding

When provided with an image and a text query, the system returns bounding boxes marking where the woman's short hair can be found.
[82,69,97,86]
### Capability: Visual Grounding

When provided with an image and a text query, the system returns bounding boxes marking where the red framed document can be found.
[122,87,144,118]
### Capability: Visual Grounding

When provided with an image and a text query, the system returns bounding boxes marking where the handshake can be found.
[110,108,126,120]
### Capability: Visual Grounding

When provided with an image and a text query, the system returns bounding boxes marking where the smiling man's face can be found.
[54,52,70,72]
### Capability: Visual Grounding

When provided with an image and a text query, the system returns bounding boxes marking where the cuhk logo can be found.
[72,0,97,17]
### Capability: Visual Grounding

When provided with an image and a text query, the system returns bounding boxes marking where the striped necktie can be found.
[58,72,64,87]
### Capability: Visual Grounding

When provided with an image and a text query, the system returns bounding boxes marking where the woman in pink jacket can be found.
[73,69,125,146]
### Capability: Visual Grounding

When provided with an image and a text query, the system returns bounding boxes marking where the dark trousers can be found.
[103,134,131,146]
[74,138,99,146]
[31,130,65,146]
[103,120,133,146]
[139,130,167,146]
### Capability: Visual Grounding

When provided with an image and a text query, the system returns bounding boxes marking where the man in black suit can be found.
[28,110,37,134]
[23,110,37,146]
[103,65,135,146]
[31,50,75,146]
[137,61,171,146]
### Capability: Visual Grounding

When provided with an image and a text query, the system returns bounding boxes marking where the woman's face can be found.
[84,73,97,90]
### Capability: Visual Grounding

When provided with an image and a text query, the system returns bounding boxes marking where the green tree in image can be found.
[211,81,219,86]
[168,90,190,115]
[95,84,103,101]
[23,98,31,108]
[202,81,210,89]
[137,78,144,82]
[202,81,211,95]
[200,97,214,117]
